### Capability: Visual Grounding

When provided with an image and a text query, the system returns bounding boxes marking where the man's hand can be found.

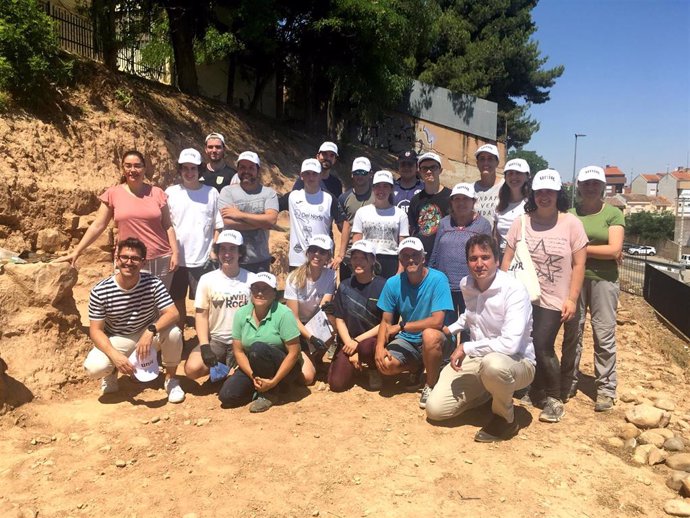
[450,344,466,372]
[136,331,155,362]
[375,346,390,372]
[348,352,361,371]
[331,256,343,270]
[342,338,358,356]
[112,351,135,376]
[220,206,243,221]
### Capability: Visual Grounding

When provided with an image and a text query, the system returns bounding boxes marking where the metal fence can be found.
[644,263,690,340]
[619,255,686,295]
[43,2,98,60]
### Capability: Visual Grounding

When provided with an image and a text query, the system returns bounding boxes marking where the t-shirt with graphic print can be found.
[287,189,339,267]
[352,204,409,256]
[392,178,424,214]
[407,187,451,257]
[474,179,503,226]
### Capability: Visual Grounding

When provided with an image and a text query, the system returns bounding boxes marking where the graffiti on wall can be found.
[358,114,425,153]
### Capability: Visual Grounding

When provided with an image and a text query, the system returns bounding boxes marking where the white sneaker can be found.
[100,372,119,395]
[164,377,185,404]
[419,385,432,409]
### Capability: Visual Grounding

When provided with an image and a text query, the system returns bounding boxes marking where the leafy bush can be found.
[625,211,675,242]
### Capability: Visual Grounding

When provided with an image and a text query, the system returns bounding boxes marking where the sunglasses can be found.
[352,170,370,176]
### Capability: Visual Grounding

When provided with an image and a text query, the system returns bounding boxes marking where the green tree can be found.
[507,148,548,174]
[625,211,675,242]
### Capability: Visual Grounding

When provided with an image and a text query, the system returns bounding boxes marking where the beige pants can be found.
[426,352,535,423]
[84,327,183,378]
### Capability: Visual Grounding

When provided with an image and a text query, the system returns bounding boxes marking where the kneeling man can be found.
[84,237,185,403]
[425,234,535,442]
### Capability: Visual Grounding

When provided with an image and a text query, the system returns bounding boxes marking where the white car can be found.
[628,245,657,256]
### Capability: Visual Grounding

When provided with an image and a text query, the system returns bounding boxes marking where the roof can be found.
[605,165,626,177]
[641,174,661,182]
[653,196,673,206]
[671,171,690,181]
[621,193,652,203]
[605,196,625,208]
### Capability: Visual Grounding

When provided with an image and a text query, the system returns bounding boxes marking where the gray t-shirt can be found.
[474,179,504,226]
[218,184,279,265]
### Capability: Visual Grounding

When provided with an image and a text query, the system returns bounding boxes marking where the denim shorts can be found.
[386,336,423,368]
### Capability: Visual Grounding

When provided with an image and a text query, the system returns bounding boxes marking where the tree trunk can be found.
[164,3,198,95]
[91,0,118,69]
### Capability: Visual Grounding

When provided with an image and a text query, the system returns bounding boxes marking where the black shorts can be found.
[169,264,214,300]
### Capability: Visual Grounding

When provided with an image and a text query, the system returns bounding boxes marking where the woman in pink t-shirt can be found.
[501,169,587,425]
[56,150,178,288]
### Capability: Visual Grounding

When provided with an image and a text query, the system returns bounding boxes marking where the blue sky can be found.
[527,0,689,183]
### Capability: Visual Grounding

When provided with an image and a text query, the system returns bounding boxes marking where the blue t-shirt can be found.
[377,268,454,344]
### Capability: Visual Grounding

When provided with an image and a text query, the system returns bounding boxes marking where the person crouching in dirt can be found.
[425,234,535,442]
[83,237,185,404]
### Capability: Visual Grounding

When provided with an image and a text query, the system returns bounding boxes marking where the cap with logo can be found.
[531,169,563,191]
[577,165,606,183]
[351,157,372,173]
[397,237,425,254]
[504,158,530,175]
[372,170,394,185]
[475,144,500,160]
[236,151,260,167]
[350,239,376,258]
[205,132,226,146]
[417,152,442,167]
[301,158,322,174]
[216,229,244,246]
[251,271,277,289]
[307,234,334,251]
[450,182,476,199]
[178,148,202,166]
[129,348,159,382]
[318,141,339,156]
[398,150,418,162]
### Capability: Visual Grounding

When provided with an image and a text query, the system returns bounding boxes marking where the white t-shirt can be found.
[474,179,504,226]
[287,189,337,267]
[165,184,223,267]
[352,204,409,255]
[494,200,526,251]
[284,268,336,322]
[194,268,253,343]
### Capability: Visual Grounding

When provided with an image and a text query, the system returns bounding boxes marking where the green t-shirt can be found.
[569,203,625,282]
[232,301,302,363]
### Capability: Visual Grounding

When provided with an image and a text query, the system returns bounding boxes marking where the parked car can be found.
[628,245,657,256]
[680,254,690,266]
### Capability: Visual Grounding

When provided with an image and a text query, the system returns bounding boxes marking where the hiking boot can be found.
[249,392,279,413]
[101,372,119,395]
[164,377,185,404]
[405,369,423,392]
[419,385,432,409]
[367,369,383,391]
[594,394,615,412]
[474,415,520,443]
[539,397,565,423]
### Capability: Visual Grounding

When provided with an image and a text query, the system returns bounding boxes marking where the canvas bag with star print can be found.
[507,214,541,303]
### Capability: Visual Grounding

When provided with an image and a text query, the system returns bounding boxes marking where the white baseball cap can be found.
[318,141,339,155]
[205,132,226,146]
[129,348,159,382]
[178,148,202,166]
[450,183,476,199]
[372,170,394,185]
[475,144,500,159]
[504,158,530,175]
[417,152,442,167]
[350,239,376,258]
[352,157,372,173]
[237,151,260,167]
[301,158,322,174]
[251,271,277,289]
[216,229,243,246]
[397,237,425,254]
[577,165,606,183]
[531,169,563,191]
[307,234,334,251]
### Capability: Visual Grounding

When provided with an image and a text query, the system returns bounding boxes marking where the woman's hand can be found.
[348,352,361,371]
[253,376,277,392]
[169,253,179,273]
[561,299,577,323]
[52,251,79,267]
[341,338,358,356]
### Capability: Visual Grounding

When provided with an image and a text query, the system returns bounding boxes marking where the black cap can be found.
[398,150,417,162]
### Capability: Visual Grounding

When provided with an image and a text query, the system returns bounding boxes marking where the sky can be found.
[527,0,689,184]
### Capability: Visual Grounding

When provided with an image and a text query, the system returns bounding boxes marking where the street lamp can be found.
[571,133,587,207]
[678,195,689,262]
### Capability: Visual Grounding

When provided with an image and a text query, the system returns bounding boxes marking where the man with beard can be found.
[202,132,238,192]
[219,151,279,273]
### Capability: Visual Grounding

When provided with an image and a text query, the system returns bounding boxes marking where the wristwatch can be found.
[399,321,406,332]
[147,324,158,336]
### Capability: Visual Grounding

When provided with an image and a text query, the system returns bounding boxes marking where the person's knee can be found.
[248,341,272,360]
[425,392,449,422]
[83,351,112,379]
[184,355,207,380]
[421,329,444,355]
[218,380,247,408]
[328,375,352,393]
[302,363,316,386]
[479,354,513,386]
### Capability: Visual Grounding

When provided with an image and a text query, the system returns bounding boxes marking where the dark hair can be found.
[465,234,499,262]
[213,242,246,262]
[524,184,570,213]
[120,150,147,184]
[177,162,200,178]
[117,237,147,259]
[496,174,530,212]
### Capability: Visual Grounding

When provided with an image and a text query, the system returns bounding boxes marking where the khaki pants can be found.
[426,352,535,423]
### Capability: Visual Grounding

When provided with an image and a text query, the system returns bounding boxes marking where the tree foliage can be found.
[625,211,675,242]
[507,148,548,174]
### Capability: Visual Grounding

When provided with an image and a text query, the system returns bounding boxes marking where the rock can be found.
[1,262,77,309]
[151,416,161,423]
[623,438,637,450]
[195,418,211,427]
[652,428,676,440]
[182,514,198,518]
[661,412,673,428]
[664,499,690,516]
[618,423,641,440]
[36,228,69,253]
[19,509,38,518]
[626,404,665,429]
[115,459,127,468]
[639,431,666,448]
[682,479,690,497]
[667,471,690,491]
[633,444,655,464]
[607,437,624,448]
[649,447,669,465]
[666,438,686,452]
[651,380,665,390]
[620,392,639,403]
[667,454,690,472]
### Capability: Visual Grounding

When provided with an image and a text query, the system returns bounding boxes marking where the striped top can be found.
[88,272,173,335]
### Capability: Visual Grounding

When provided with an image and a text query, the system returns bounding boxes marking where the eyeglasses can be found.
[419,165,440,173]
[250,285,273,294]
[117,254,143,263]
[123,163,144,170]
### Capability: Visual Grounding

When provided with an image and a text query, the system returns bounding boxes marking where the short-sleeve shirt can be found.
[352,204,409,256]
[334,276,386,338]
[506,213,588,311]
[218,184,279,265]
[284,268,337,322]
[494,200,526,252]
[293,174,343,201]
[338,187,374,225]
[194,268,253,343]
[569,203,625,282]
[201,163,237,192]
[392,179,423,214]
[88,272,173,336]
[165,184,223,267]
[377,268,455,344]
[474,180,503,225]
[408,187,452,257]
[99,184,171,260]
[287,189,339,266]
[232,301,301,363]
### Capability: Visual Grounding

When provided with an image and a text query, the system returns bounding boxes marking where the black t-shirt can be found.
[292,174,343,201]
[333,275,386,338]
[408,186,452,257]
[201,163,237,192]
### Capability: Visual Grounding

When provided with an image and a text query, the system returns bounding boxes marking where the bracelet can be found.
[352,338,359,344]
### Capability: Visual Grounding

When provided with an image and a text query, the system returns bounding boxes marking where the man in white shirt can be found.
[473,144,503,223]
[425,234,535,442]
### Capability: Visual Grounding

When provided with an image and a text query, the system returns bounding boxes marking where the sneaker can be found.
[326,341,337,360]
[405,370,423,392]
[539,397,565,423]
[474,414,520,443]
[249,393,279,413]
[367,369,383,391]
[594,394,615,412]
[520,392,546,409]
[419,385,432,409]
[561,384,578,403]
[100,372,119,395]
[164,377,185,404]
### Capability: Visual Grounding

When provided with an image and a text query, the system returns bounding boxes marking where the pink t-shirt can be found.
[100,184,171,260]
[506,213,588,311]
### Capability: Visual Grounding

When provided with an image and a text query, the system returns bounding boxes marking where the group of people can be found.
[57,134,625,443]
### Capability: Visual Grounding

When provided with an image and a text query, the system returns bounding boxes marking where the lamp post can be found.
[571,133,587,207]
[678,195,689,262]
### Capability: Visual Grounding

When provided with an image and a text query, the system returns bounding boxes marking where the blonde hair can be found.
[287,249,331,290]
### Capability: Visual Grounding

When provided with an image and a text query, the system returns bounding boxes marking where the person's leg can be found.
[84,333,139,378]
[327,348,357,392]
[143,256,173,291]
[248,342,302,389]
[530,305,563,400]
[478,353,535,423]
[421,328,447,388]
[184,339,229,380]
[155,326,183,380]
[589,280,619,399]
[169,267,190,330]
[381,337,422,377]
[218,369,254,407]
[560,281,589,399]
[425,357,487,421]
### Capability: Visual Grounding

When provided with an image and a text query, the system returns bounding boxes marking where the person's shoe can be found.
[100,372,119,395]
[539,397,565,423]
[326,341,337,360]
[520,391,546,409]
[164,377,185,404]
[594,394,615,412]
[367,369,383,391]
[405,369,423,392]
[561,385,578,403]
[474,414,520,443]
[419,384,432,409]
[249,393,279,413]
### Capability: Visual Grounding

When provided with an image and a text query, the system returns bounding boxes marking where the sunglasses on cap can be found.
[352,170,370,176]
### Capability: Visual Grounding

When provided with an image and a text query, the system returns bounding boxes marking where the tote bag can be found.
[508,214,541,303]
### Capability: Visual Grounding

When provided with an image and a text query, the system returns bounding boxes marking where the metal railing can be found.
[644,263,690,340]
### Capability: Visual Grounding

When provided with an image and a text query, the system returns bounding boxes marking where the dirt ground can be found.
[1,287,689,518]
